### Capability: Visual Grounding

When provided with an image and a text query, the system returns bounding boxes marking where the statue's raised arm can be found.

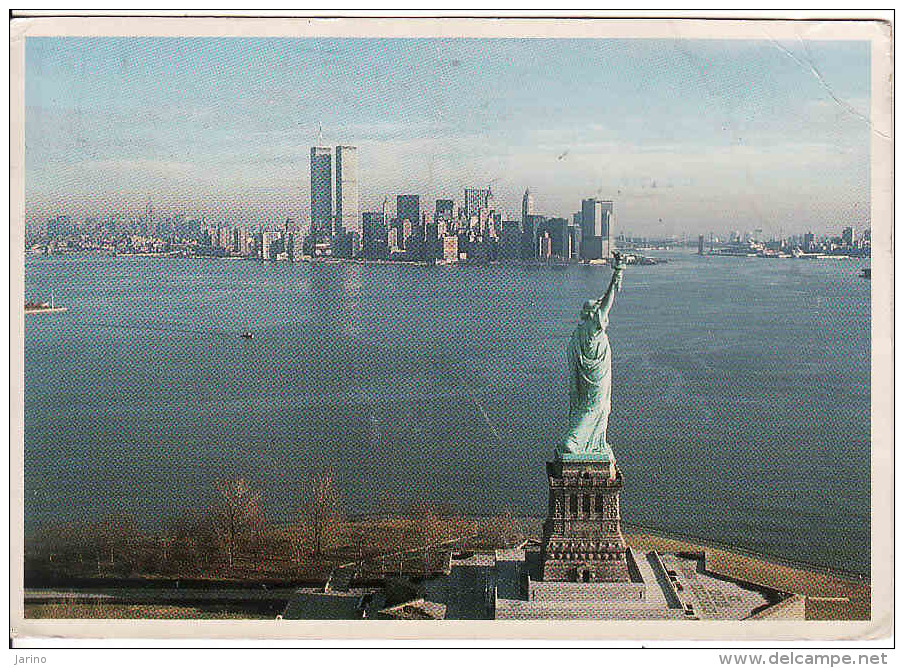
[559,253,627,461]
[585,252,627,326]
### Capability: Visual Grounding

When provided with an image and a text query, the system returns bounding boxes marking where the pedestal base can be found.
[540,459,630,583]
[556,451,613,462]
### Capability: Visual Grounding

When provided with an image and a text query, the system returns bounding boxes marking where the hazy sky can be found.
[25,36,871,236]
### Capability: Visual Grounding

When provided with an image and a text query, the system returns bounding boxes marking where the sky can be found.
[24,36,871,236]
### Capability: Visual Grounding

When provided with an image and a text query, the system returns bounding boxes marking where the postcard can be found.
[9,13,893,646]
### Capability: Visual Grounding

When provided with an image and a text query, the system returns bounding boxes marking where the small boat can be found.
[241,331,254,339]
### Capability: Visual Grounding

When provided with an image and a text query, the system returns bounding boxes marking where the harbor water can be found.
[23,251,871,574]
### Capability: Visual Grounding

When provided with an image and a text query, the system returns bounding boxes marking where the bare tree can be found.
[477,510,525,549]
[213,478,264,568]
[414,501,445,575]
[83,516,134,575]
[99,514,142,574]
[300,467,343,560]
[287,524,307,567]
[29,521,79,568]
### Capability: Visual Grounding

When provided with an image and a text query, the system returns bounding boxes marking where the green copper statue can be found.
[559,252,627,461]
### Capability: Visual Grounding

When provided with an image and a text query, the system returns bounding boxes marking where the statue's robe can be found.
[561,305,615,460]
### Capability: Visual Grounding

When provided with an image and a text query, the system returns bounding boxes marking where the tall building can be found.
[397,194,420,224]
[218,225,232,252]
[521,188,535,225]
[435,199,454,223]
[203,224,217,247]
[442,234,460,264]
[522,214,544,261]
[537,218,569,258]
[233,227,247,256]
[424,213,439,262]
[580,199,602,236]
[294,230,307,261]
[335,146,359,237]
[310,146,333,241]
[568,221,582,260]
[434,199,455,237]
[388,227,401,253]
[499,220,522,260]
[257,230,274,260]
[362,212,388,259]
[397,195,420,232]
[842,226,854,247]
[580,198,614,261]
[538,232,553,259]
[401,219,414,250]
[602,201,614,258]
[464,188,492,219]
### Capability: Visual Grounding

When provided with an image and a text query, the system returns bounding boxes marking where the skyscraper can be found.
[397,195,420,228]
[286,229,304,262]
[568,220,582,260]
[537,218,569,258]
[464,188,492,219]
[521,188,535,226]
[335,146,359,237]
[401,219,414,250]
[424,212,439,262]
[499,220,522,260]
[580,198,614,260]
[842,226,854,247]
[310,146,333,241]
[435,199,454,223]
[538,232,553,259]
[803,232,815,252]
[218,225,232,252]
[600,200,614,258]
[442,234,460,264]
[581,199,602,237]
[388,227,401,253]
[433,199,454,237]
[257,230,274,260]
[362,211,388,259]
[233,226,251,257]
[522,214,544,261]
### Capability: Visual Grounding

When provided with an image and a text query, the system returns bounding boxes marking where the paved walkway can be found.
[632,551,672,609]
[423,558,495,620]
[659,553,772,619]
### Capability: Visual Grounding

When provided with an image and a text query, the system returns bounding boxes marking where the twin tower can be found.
[310,144,359,243]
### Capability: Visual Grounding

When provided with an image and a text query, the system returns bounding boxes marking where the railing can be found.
[334,534,478,582]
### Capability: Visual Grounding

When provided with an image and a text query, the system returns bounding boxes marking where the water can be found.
[23,251,871,574]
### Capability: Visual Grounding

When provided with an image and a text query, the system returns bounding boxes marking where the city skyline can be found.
[25,37,871,235]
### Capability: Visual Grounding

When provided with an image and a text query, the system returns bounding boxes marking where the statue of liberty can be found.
[559,252,627,461]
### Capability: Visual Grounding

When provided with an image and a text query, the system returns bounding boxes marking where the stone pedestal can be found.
[540,459,630,583]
